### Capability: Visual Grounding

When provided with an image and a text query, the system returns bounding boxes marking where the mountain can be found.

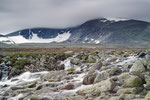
[0,18,150,46]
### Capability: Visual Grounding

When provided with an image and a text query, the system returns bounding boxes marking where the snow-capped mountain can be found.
[1,18,150,46]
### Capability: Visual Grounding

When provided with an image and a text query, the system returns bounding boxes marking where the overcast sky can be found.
[0,0,150,35]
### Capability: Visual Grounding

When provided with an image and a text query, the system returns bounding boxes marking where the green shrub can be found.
[67,68,75,72]
[14,59,30,69]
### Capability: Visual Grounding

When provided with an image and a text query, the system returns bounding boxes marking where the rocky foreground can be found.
[1,49,150,99]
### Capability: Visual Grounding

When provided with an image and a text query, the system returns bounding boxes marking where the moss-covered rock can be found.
[118,73,143,88]
[117,87,143,95]
[123,75,143,88]
[130,60,145,73]
[145,91,150,99]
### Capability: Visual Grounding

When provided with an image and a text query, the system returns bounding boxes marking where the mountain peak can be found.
[0,18,150,46]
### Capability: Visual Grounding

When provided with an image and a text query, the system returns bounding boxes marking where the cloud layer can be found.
[0,0,150,34]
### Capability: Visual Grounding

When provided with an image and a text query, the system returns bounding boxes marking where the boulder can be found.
[119,94,135,100]
[140,58,148,67]
[62,95,85,100]
[94,70,109,83]
[109,96,119,100]
[36,82,62,90]
[88,55,97,63]
[83,71,97,85]
[117,87,143,95]
[77,79,116,95]
[108,66,122,76]
[42,70,67,82]
[90,60,102,70]
[6,61,13,66]
[57,82,75,90]
[70,58,81,65]
[94,66,121,84]
[145,91,150,99]
[118,73,143,88]
[8,68,21,79]
[129,60,145,73]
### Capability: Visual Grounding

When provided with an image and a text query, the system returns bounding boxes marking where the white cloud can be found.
[0,0,150,34]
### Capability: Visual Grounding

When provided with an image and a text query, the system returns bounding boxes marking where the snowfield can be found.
[0,31,71,44]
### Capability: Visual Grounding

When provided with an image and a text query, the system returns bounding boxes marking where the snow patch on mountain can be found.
[107,18,129,22]
[29,31,71,43]
[0,37,15,44]
[0,31,71,44]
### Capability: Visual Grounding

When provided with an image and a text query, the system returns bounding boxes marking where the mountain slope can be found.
[0,18,150,46]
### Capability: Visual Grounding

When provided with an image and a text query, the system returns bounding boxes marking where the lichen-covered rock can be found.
[90,60,102,70]
[57,82,75,90]
[118,73,143,88]
[130,60,145,73]
[119,94,135,100]
[77,79,116,95]
[88,55,97,63]
[62,95,85,100]
[8,68,21,79]
[109,96,119,100]
[83,71,97,85]
[109,66,122,76]
[94,70,109,83]
[123,75,143,88]
[145,91,150,99]
[117,87,143,95]
[70,58,81,65]
[42,70,67,82]
[140,58,148,67]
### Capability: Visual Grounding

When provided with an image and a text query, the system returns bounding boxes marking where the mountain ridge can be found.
[0,18,150,46]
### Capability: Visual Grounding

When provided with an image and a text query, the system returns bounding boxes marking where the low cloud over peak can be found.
[0,0,150,34]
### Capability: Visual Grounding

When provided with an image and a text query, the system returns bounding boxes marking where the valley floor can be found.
[0,46,150,100]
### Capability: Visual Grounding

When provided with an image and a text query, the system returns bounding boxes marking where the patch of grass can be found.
[14,59,30,69]
[67,68,75,72]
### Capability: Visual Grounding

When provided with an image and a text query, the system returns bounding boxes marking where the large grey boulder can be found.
[94,70,109,83]
[83,71,97,85]
[42,70,67,82]
[90,60,102,71]
[118,73,143,88]
[88,55,99,63]
[77,79,116,95]
[130,60,145,73]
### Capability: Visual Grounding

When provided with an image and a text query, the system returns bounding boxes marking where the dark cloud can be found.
[0,0,150,34]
